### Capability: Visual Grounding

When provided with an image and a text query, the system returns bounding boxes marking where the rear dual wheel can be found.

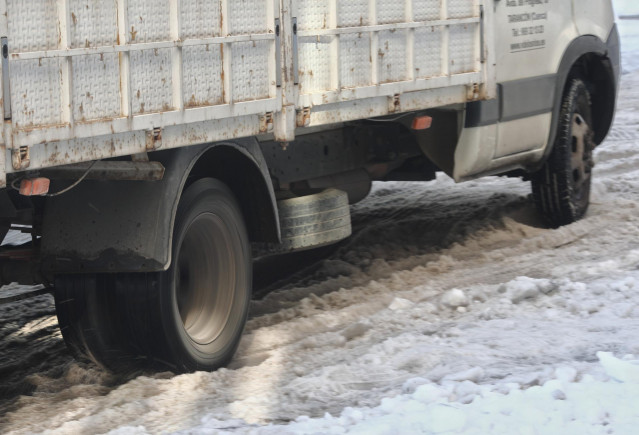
[55,179,251,372]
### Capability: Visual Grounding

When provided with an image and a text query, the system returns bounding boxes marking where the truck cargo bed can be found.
[0,0,490,185]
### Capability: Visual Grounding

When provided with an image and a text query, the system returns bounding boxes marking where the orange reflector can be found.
[411,115,433,131]
[19,178,50,196]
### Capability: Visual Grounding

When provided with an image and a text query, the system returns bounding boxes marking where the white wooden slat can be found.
[296,18,481,38]
[298,71,482,108]
[8,34,277,61]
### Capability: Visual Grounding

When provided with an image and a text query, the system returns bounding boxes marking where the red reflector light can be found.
[411,116,433,131]
[19,178,50,196]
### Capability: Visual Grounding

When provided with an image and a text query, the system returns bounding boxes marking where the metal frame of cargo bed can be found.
[0,0,493,187]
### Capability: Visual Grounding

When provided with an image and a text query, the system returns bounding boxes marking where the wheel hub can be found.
[570,113,594,197]
[176,213,235,346]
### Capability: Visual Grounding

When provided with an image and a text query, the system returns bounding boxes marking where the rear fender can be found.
[41,138,279,275]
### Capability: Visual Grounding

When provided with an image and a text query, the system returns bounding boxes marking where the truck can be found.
[0,0,620,373]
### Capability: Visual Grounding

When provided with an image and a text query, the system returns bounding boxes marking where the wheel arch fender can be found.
[42,138,280,275]
[541,27,620,168]
[183,139,280,246]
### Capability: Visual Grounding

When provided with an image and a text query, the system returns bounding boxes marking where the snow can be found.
[614,0,639,17]
[597,352,639,383]
[440,288,469,308]
[170,352,639,434]
[2,3,639,434]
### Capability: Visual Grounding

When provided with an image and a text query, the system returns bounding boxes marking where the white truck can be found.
[0,0,619,372]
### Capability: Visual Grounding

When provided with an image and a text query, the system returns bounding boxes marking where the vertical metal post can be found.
[267,0,277,98]
[57,0,72,126]
[329,0,339,91]
[220,0,232,105]
[170,0,183,112]
[406,0,414,82]
[442,0,450,78]
[275,18,282,88]
[292,17,298,85]
[0,0,11,182]
[117,0,132,118]
[369,0,378,85]
[0,0,8,187]
[1,38,10,121]
[479,4,485,64]
[0,0,9,123]
[273,0,296,143]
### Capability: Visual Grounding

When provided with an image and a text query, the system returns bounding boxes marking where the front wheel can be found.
[531,79,595,227]
[55,178,252,372]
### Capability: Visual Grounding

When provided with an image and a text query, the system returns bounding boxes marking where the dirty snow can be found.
[2,5,639,435]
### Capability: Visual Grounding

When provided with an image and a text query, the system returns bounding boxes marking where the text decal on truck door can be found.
[506,0,550,53]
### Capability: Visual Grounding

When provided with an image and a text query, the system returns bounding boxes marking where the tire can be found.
[276,189,352,252]
[55,178,252,372]
[55,274,132,369]
[531,79,595,227]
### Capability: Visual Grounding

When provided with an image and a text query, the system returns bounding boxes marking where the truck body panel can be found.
[573,0,615,41]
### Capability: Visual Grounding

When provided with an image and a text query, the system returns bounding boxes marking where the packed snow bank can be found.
[174,352,639,435]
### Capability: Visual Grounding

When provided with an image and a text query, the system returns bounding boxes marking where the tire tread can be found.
[532,79,593,227]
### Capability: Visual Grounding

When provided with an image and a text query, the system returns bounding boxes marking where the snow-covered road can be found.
[2,7,639,435]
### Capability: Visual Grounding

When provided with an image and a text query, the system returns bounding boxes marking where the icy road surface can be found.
[2,15,639,435]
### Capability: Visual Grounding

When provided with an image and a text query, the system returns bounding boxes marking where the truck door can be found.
[492,0,576,158]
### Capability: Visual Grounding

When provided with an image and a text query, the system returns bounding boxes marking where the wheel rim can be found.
[570,113,594,200]
[175,212,235,346]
